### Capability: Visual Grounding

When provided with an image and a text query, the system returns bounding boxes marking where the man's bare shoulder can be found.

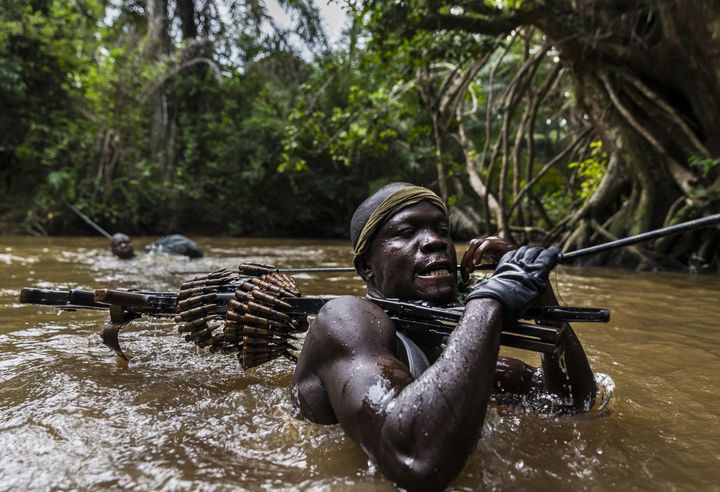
[309,296,396,355]
[293,296,399,419]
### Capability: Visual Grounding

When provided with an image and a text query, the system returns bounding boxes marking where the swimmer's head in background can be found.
[111,233,135,259]
[350,182,448,271]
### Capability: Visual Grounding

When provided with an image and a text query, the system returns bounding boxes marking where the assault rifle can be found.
[20,268,609,366]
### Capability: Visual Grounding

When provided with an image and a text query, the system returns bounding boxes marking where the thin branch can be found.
[498,96,512,238]
[439,52,492,121]
[479,34,517,173]
[507,127,592,219]
[140,57,223,103]
[307,74,335,112]
[496,44,548,238]
[590,218,656,267]
[511,36,536,231]
[74,103,100,124]
[619,72,711,158]
[457,101,502,228]
[483,123,504,233]
[464,83,479,117]
[663,195,689,227]
[511,94,533,229]
[529,192,555,231]
[434,62,464,114]
[416,9,539,36]
[456,1,504,17]
[545,212,577,247]
[497,44,549,113]
[549,152,627,245]
[523,64,563,225]
[509,225,549,236]
[599,71,696,196]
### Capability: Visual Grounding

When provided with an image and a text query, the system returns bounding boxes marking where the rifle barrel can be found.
[64,202,113,239]
[561,213,720,262]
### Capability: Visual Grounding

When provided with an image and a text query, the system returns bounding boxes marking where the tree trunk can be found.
[146,0,170,59]
[176,0,197,39]
[533,0,720,268]
[415,0,720,269]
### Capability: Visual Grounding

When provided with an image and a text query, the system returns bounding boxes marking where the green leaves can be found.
[689,155,720,179]
[568,141,608,201]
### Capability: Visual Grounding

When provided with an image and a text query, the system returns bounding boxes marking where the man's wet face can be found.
[363,202,457,305]
[111,234,135,259]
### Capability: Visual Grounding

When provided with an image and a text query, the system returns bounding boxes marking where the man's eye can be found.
[437,226,449,236]
[397,228,414,237]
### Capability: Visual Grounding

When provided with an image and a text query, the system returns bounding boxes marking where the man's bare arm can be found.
[300,295,503,491]
[538,288,596,409]
[461,237,596,408]
[491,288,597,411]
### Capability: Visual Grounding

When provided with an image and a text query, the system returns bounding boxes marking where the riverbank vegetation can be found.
[1,0,718,270]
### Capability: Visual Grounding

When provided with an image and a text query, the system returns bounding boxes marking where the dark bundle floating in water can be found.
[146,234,204,258]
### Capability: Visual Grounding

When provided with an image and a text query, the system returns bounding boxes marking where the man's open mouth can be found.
[418,268,451,277]
[416,262,454,278]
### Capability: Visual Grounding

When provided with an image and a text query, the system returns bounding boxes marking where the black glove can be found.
[464,246,560,320]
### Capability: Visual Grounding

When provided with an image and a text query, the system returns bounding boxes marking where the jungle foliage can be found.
[1,0,718,270]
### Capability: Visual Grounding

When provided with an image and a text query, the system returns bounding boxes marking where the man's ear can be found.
[354,255,374,284]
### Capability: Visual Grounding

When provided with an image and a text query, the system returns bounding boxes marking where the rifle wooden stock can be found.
[95,289,149,306]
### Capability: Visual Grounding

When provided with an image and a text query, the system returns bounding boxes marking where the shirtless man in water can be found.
[292,183,596,490]
[110,233,135,259]
[109,233,203,259]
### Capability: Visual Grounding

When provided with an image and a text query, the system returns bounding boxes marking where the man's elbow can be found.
[378,451,465,492]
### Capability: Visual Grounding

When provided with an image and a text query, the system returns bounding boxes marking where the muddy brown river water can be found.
[1,236,719,490]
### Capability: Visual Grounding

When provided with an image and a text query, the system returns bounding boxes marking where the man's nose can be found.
[419,229,447,253]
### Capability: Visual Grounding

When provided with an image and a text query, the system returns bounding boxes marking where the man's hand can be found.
[460,236,515,283]
[465,246,560,320]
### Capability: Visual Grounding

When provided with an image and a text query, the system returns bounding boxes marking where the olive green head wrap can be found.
[350,182,448,268]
